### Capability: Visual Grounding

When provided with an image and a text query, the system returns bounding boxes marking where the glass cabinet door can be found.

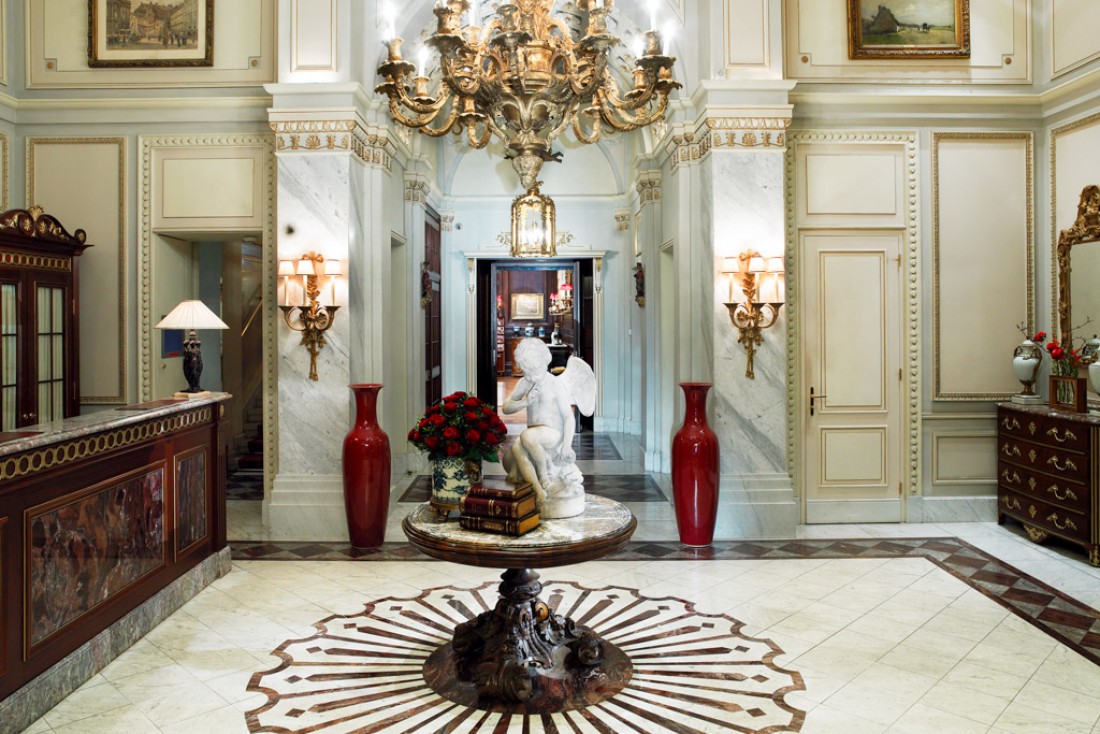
[1,282,17,430]
[36,285,65,423]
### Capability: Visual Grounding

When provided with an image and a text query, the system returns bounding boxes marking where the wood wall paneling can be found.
[292,0,337,72]
[724,0,768,68]
[932,432,997,485]
[784,0,1031,83]
[797,144,905,228]
[933,133,1033,400]
[1051,0,1100,76]
[152,146,265,230]
[27,0,275,88]
[26,137,127,405]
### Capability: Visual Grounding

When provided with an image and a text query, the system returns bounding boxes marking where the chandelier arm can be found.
[571,111,602,145]
[601,75,661,113]
[388,98,461,138]
[391,82,452,116]
[466,120,492,148]
[596,89,672,133]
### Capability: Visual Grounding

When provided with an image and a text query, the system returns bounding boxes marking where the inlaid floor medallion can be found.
[248,582,806,732]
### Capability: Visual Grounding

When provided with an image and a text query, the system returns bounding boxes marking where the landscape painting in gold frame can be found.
[848,0,970,59]
[89,0,214,68]
[510,293,544,321]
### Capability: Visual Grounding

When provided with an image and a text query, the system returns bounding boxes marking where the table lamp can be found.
[155,300,229,398]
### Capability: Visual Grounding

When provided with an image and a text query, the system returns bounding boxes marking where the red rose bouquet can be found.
[407,391,509,462]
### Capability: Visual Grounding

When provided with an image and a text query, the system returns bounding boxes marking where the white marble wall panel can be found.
[274,154,352,476]
[709,152,789,478]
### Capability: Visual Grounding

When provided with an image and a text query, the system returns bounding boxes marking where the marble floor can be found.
[18,433,1100,733]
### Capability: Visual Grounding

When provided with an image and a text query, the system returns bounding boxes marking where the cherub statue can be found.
[502,338,596,519]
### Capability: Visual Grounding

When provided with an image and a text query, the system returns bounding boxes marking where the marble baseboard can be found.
[266,474,351,541]
[644,448,669,473]
[0,547,231,734]
[594,417,643,435]
[713,478,798,540]
[908,495,998,523]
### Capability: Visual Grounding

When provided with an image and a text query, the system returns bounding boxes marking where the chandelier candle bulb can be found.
[649,0,658,30]
[644,30,662,57]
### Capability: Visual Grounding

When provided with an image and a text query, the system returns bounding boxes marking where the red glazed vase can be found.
[342,384,391,548]
[671,382,720,547]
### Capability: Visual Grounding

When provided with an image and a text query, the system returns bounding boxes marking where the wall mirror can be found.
[1058,185,1100,342]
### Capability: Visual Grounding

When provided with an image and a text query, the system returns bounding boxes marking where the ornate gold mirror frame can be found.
[1057,184,1100,340]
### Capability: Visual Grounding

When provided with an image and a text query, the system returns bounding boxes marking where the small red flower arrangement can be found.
[1044,335,1086,376]
[407,391,509,462]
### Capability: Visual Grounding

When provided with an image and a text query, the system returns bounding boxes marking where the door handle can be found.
[810,386,827,417]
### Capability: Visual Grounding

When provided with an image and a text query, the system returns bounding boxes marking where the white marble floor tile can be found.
[884,703,991,734]
[994,701,1095,734]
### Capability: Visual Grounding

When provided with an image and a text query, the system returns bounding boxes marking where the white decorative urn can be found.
[1011,339,1045,404]
[1089,361,1100,416]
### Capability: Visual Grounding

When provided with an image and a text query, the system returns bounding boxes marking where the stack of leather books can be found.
[458,478,541,536]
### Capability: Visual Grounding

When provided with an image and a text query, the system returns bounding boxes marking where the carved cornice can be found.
[0,205,86,246]
[669,116,792,171]
[636,170,662,204]
[404,172,432,203]
[440,212,455,231]
[270,119,394,171]
[615,210,630,231]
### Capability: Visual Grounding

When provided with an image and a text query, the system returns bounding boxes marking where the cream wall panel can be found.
[292,0,336,72]
[1051,0,1100,76]
[724,0,767,68]
[806,155,896,216]
[796,144,905,228]
[933,134,1032,400]
[26,138,126,404]
[932,433,997,484]
[27,0,275,88]
[1052,113,1100,334]
[162,159,256,219]
[152,145,265,230]
[784,0,1031,83]
[823,250,886,409]
[822,428,886,484]
[0,134,8,209]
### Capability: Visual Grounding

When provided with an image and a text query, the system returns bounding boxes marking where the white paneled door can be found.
[802,232,905,523]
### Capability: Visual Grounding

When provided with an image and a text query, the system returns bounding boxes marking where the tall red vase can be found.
[672,382,720,547]
[342,384,391,548]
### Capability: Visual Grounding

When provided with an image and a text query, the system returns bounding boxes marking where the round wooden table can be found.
[403,495,636,713]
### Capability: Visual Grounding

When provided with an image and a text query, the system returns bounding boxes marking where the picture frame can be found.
[1049,375,1087,413]
[848,0,970,60]
[89,0,214,68]
[510,293,544,320]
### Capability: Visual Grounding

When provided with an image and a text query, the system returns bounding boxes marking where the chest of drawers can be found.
[997,404,1099,566]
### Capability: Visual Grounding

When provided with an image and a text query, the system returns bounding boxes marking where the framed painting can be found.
[848,0,970,59]
[511,293,544,320]
[89,0,214,68]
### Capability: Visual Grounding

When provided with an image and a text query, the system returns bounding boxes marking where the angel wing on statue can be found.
[501,338,596,518]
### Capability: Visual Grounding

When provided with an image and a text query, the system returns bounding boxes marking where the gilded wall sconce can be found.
[722,251,785,379]
[278,252,343,381]
[634,262,646,307]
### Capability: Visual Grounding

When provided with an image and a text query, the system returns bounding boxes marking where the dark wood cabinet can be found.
[0,208,89,429]
[997,404,1099,566]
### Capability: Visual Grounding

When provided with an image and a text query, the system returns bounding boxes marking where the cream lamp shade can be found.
[721,257,739,274]
[155,300,229,331]
[324,259,344,277]
[277,260,296,277]
[296,258,316,276]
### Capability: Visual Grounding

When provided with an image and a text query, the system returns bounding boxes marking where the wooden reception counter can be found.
[0,394,230,706]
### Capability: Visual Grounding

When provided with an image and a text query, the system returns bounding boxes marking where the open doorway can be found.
[475,259,594,432]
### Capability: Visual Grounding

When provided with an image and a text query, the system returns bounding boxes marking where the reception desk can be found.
[0,394,230,718]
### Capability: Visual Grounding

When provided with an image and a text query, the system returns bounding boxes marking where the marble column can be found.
[704,145,797,538]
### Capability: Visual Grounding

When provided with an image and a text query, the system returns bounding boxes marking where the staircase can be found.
[232,390,264,473]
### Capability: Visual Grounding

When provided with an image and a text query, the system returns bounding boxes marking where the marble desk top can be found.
[403,494,637,569]
[0,392,232,458]
[1000,401,1100,425]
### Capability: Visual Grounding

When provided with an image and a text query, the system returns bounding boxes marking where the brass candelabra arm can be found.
[725,302,783,379]
[279,304,341,381]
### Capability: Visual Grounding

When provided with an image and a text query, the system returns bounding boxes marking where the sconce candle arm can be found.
[723,249,785,379]
[278,251,343,381]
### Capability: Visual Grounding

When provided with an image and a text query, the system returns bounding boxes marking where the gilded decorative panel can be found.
[175,449,208,557]
[26,467,164,647]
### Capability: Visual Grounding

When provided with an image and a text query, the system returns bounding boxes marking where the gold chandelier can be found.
[376,0,680,191]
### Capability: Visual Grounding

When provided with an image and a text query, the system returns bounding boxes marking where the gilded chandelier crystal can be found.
[376,0,680,190]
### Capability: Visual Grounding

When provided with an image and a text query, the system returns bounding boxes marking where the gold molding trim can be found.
[636,170,662,203]
[270,119,395,171]
[931,131,1035,401]
[786,130,922,507]
[1050,110,1100,338]
[669,116,791,172]
[25,136,127,405]
[0,409,210,482]
[0,251,70,271]
[930,431,998,486]
[404,172,431,203]
[0,133,8,210]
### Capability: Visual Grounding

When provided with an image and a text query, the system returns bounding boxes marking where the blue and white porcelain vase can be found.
[431,457,482,514]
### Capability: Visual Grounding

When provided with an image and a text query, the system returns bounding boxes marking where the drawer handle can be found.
[1046,427,1078,443]
[1029,421,1037,435]
[1002,416,1021,431]
[1002,496,1022,511]
[1047,513,1078,532]
[1001,470,1021,485]
[1029,504,1038,519]
[1047,456,1078,473]
[1049,484,1079,502]
[1029,449,1038,463]
[1001,444,1021,458]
